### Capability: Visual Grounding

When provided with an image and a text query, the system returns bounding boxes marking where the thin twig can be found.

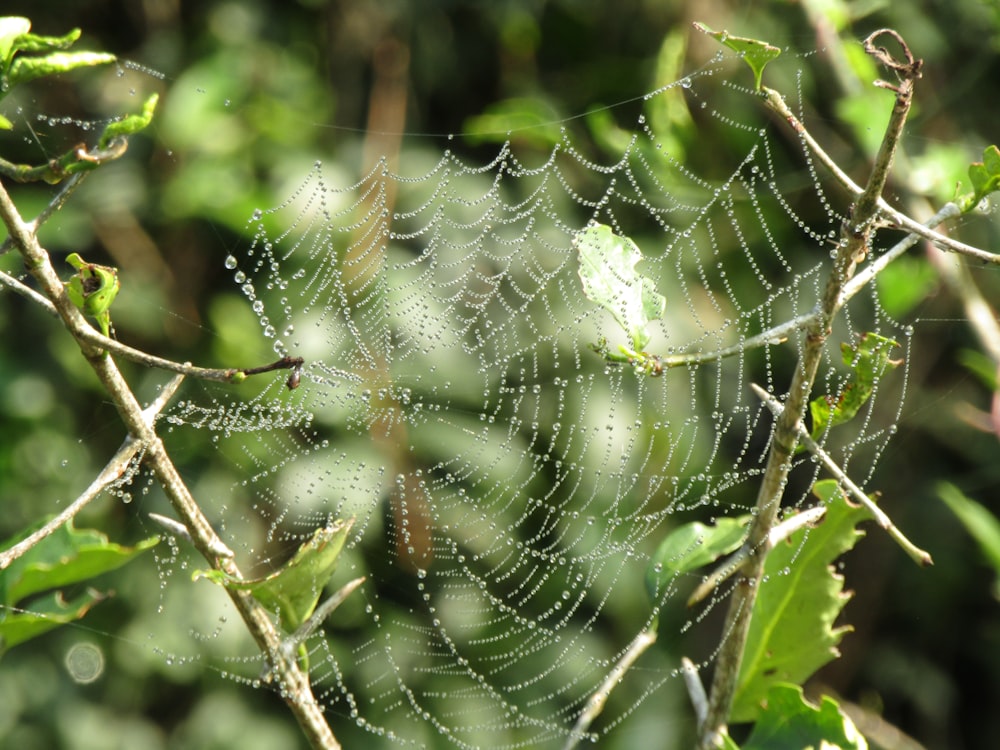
[751,383,933,566]
[1,435,143,570]
[651,203,961,372]
[0,266,325,388]
[281,577,367,660]
[682,657,708,726]
[761,85,999,264]
[0,267,60,312]
[563,628,658,750]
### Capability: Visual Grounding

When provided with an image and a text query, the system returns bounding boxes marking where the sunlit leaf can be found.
[809,333,901,441]
[693,22,781,91]
[7,50,116,89]
[194,519,353,632]
[731,481,867,722]
[0,17,31,69]
[574,222,665,353]
[0,520,159,605]
[742,683,868,749]
[98,92,158,148]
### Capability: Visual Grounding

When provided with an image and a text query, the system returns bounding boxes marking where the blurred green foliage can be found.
[0,1,998,749]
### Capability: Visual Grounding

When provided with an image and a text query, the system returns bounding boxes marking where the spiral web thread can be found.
[165,62,910,748]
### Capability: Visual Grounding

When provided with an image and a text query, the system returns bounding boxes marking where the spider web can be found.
[161,59,910,749]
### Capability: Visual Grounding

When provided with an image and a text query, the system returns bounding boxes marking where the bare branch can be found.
[563,628,658,750]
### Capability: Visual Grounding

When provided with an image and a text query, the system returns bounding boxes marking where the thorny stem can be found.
[697,30,923,748]
[0,178,341,750]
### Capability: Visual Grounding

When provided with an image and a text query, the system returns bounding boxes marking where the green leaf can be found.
[0,520,159,606]
[574,223,665,353]
[960,145,1000,213]
[11,27,82,55]
[731,481,868,722]
[692,22,781,91]
[194,519,353,632]
[809,333,900,442]
[646,516,749,604]
[938,483,1000,599]
[0,589,108,654]
[64,252,120,338]
[742,684,868,750]
[7,50,116,89]
[98,92,159,148]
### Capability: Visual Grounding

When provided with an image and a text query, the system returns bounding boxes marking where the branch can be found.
[563,628,658,750]
[0,266,320,389]
[682,656,709,727]
[761,75,1000,265]
[750,383,933,566]
[0,176,341,750]
[697,30,922,749]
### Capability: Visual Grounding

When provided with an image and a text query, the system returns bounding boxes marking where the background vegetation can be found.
[0,1,998,748]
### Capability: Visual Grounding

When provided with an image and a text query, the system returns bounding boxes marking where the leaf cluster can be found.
[0,16,156,183]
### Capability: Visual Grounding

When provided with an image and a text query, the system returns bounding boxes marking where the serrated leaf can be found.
[194,519,352,632]
[646,516,749,604]
[692,22,781,91]
[574,223,665,352]
[809,333,900,441]
[731,481,868,722]
[742,684,868,750]
[0,519,159,605]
